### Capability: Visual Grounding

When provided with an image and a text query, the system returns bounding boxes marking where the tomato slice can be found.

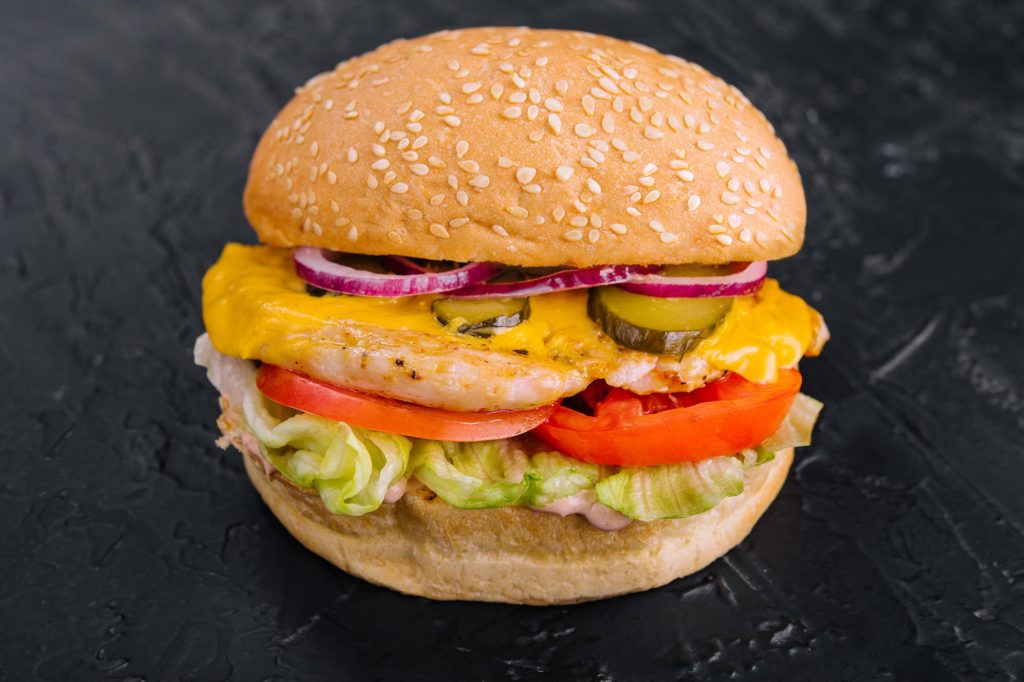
[256,364,556,442]
[534,370,801,466]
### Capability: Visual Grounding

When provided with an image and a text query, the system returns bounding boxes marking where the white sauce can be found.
[383,477,408,504]
[533,489,632,531]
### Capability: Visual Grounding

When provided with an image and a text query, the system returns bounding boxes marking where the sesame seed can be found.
[308,166,319,181]
[696,140,715,151]
[402,151,418,161]
[467,93,484,104]
[372,144,386,157]
[759,178,772,192]
[449,217,470,228]
[649,220,664,233]
[622,151,641,163]
[410,164,429,176]
[660,233,678,244]
[601,112,615,134]
[638,176,655,187]
[430,194,444,205]
[555,165,574,181]
[556,80,569,94]
[728,214,742,227]
[688,195,701,211]
[497,157,514,168]
[469,175,490,188]
[330,200,340,213]
[643,190,661,204]
[581,157,598,169]
[722,191,740,204]
[507,206,529,219]
[599,77,619,94]
[371,159,390,170]
[456,190,468,206]
[516,167,537,184]
[574,123,596,138]
[455,140,469,158]
[492,224,509,237]
[708,224,726,234]
[587,178,602,194]
[443,115,461,127]
[502,107,522,119]
[327,171,338,185]
[570,215,588,227]
[588,229,600,243]
[324,99,334,110]
[412,136,428,149]
[457,160,479,174]
[410,109,425,122]
[310,141,319,157]
[290,208,301,219]
[471,43,490,56]
[626,206,641,217]
[462,82,482,94]
[430,223,450,238]
[716,161,731,177]
[677,170,695,182]
[545,98,563,112]
[346,226,358,241]
[740,228,752,243]
[390,182,408,194]
[509,91,528,104]
[716,234,734,245]
[610,223,627,234]
[587,148,606,163]
[563,229,584,242]
[428,155,444,167]
[644,126,665,140]
[728,177,741,192]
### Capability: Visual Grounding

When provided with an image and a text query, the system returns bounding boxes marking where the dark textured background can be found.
[3,0,1023,679]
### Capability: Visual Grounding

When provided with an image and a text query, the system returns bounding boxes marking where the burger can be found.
[195,27,828,604]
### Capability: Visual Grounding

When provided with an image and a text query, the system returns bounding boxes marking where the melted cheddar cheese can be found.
[203,244,821,386]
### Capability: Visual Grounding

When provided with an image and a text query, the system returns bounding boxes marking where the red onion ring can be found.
[294,247,501,297]
[445,264,659,299]
[618,261,767,298]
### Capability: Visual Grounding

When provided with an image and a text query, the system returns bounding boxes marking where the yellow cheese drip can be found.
[203,244,821,385]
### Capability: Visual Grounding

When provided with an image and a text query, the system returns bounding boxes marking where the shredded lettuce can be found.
[195,335,823,523]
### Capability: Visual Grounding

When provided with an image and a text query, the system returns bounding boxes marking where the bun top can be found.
[244,27,806,266]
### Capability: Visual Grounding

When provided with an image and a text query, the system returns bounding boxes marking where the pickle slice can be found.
[432,297,530,337]
[588,286,732,355]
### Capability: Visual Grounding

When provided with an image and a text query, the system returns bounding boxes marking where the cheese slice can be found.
[203,243,821,386]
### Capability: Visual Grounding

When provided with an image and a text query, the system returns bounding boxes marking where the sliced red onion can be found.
[619,261,768,298]
[446,264,660,299]
[294,247,501,297]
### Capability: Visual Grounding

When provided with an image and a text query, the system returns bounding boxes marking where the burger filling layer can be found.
[196,244,827,528]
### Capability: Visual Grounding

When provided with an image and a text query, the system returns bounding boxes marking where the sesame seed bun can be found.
[239,438,793,605]
[244,27,805,266]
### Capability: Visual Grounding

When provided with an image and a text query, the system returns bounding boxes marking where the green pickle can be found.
[432,297,530,337]
[588,286,732,356]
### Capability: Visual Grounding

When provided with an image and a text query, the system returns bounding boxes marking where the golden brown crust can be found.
[244,27,805,267]
[234,430,793,605]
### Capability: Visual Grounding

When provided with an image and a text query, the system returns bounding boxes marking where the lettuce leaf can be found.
[410,439,602,509]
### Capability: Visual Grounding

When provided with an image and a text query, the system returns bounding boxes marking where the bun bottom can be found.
[238,440,793,605]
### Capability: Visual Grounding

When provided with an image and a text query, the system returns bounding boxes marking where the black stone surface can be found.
[3,1,1023,679]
